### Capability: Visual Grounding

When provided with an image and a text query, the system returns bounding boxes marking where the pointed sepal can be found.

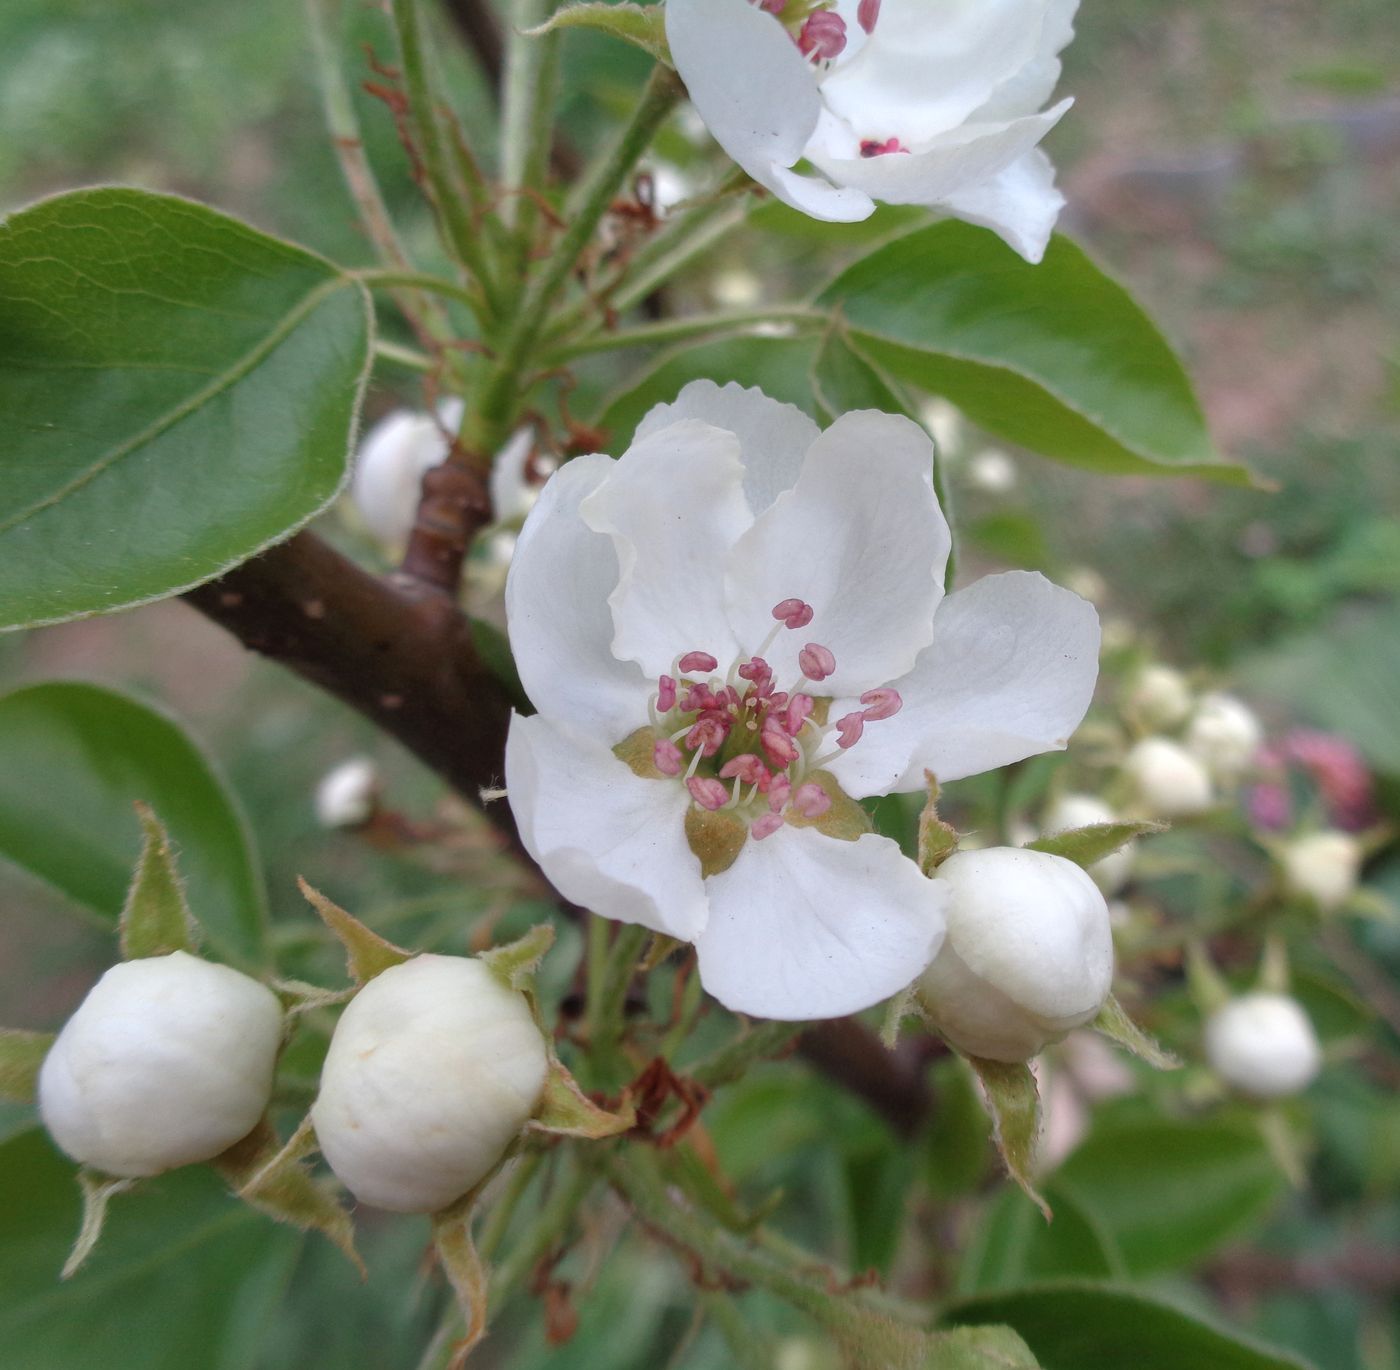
[1257,935,1291,994]
[528,1056,636,1140]
[0,1028,55,1103]
[526,3,670,65]
[1186,939,1232,1014]
[966,1055,1049,1220]
[879,984,923,1049]
[1092,993,1180,1070]
[63,1170,135,1279]
[1027,818,1165,869]
[272,978,357,1017]
[215,1113,363,1274]
[298,877,410,984]
[431,1190,490,1368]
[119,803,201,960]
[481,923,555,993]
[925,1325,1041,1369]
[918,772,959,875]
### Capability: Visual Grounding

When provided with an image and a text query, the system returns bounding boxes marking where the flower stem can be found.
[687,1019,803,1090]
[354,268,489,313]
[586,919,650,1086]
[499,0,558,270]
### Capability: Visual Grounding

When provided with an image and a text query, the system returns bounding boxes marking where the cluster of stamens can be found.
[755,0,881,62]
[648,598,902,842]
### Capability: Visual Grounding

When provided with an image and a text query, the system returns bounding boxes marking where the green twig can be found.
[499,0,559,274]
[546,305,823,362]
[688,1020,803,1090]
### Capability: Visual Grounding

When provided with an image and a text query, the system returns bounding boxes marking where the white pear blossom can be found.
[1186,692,1262,782]
[666,0,1078,262]
[917,847,1114,1062]
[504,382,1100,1020]
[1123,736,1214,818]
[1281,830,1362,911]
[314,756,380,829]
[39,952,283,1178]
[1042,792,1134,895]
[1205,992,1322,1099]
[312,956,549,1213]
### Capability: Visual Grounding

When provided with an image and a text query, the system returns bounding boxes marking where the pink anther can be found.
[680,683,719,713]
[859,137,907,158]
[751,812,785,840]
[655,674,677,713]
[797,643,837,682]
[772,598,815,630]
[834,711,865,749]
[720,754,768,786]
[678,651,718,675]
[857,0,880,33]
[686,777,730,812]
[760,719,800,768]
[791,781,832,819]
[686,716,729,757]
[859,688,903,721]
[759,0,787,12]
[784,692,815,735]
[767,775,792,812]
[798,9,846,59]
[653,739,683,776]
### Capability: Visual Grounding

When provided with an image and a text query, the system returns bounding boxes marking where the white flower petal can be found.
[489,427,535,525]
[724,411,948,694]
[940,148,1065,264]
[971,0,1078,122]
[581,419,751,676]
[694,826,946,1019]
[634,380,821,516]
[807,103,1070,213]
[506,712,709,941]
[827,571,1100,798]
[505,454,652,738]
[820,0,1046,144]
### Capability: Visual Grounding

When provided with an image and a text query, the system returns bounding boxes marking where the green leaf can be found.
[0,682,267,966]
[1027,820,1165,869]
[0,1030,54,1105]
[528,3,670,64]
[925,1325,1041,1369]
[943,1284,1316,1369]
[967,1057,1049,1220]
[296,877,409,984]
[818,223,1248,482]
[811,324,915,423]
[1091,994,1180,1070]
[118,803,201,961]
[1053,1117,1284,1275]
[0,187,372,629]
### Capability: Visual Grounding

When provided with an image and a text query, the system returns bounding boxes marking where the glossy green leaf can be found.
[1054,1117,1284,1275]
[0,681,267,966]
[819,223,1247,482]
[943,1284,1316,1370]
[0,187,372,629]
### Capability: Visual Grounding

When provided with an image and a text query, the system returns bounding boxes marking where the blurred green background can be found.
[1,0,1398,1367]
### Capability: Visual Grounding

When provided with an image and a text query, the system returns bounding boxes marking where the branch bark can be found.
[798,1019,934,1138]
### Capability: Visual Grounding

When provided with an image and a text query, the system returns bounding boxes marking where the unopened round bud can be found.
[966,448,1017,493]
[314,756,379,829]
[1128,664,1192,729]
[917,848,1115,1063]
[1186,692,1262,781]
[1281,830,1362,911]
[38,952,283,1178]
[351,400,463,548]
[1204,993,1322,1098]
[1123,737,1214,818]
[312,955,549,1213]
[1042,793,1135,895]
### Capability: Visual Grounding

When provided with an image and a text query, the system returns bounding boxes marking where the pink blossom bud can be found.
[653,739,683,776]
[771,598,814,630]
[859,688,902,721]
[678,651,718,675]
[798,10,846,59]
[686,777,730,812]
[834,711,865,749]
[797,643,836,682]
[791,782,832,819]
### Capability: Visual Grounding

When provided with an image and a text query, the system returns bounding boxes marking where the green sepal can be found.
[789,769,873,843]
[1092,993,1180,1070]
[119,803,201,960]
[1026,818,1165,870]
[879,984,925,1050]
[481,923,556,994]
[272,978,356,1017]
[640,933,686,972]
[63,1170,136,1279]
[917,772,959,874]
[924,1324,1041,1369]
[430,1181,494,1367]
[1185,939,1232,1014]
[1256,935,1291,994]
[528,1056,636,1140]
[526,3,671,65]
[297,877,410,983]
[966,1055,1049,1221]
[215,1113,362,1274]
[0,1028,55,1103]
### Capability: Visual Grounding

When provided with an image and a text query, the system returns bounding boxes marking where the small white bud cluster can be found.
[1204,992,1322,1098]
[312,955,549,1213]
[1281,831,1362,911]
[917,848,1115,1063]
[39,952,284,1178]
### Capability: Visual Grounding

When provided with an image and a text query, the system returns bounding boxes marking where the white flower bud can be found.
[314,756,379,829]
[351,399,464,548]
[966,448,1017,493]
[1281,831,1362,911]
[38,952,283,1178]
[1186,692,1262,781]
[1204,993,1322,1098]
[1123,737,1214,818]
[1128,665,1192,729]
[917,848,1115,1063]
[312,955,549,1213]
[1042,793,1135,895]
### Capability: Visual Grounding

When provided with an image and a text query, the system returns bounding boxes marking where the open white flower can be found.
[666,0,1078,262]
[504,382,1100,1020]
